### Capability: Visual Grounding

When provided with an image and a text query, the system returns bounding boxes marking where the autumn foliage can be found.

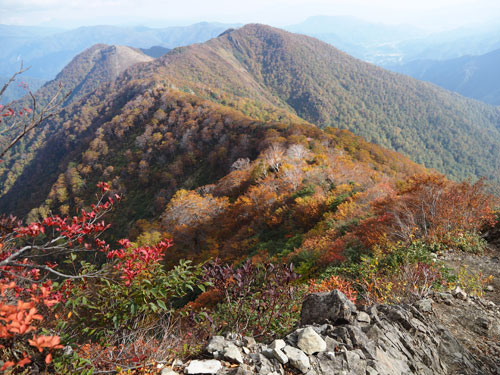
[372,174,497,246]
[307,275,357,303]
[0,57,498,373]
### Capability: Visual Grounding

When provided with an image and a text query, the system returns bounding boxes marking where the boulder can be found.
[356,311,371,324]
[301,290,357,325]
[269,339,286,350]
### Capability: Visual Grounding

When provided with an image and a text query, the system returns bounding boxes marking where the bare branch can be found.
[7,262,105,279]
[0,75,70,159]
[0,245,32,267]
[0,62,30,98]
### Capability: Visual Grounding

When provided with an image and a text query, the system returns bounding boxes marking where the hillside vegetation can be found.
[0,24,499,374]
[139,24,500,181]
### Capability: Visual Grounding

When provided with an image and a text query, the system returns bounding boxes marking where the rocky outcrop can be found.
[163,289,500,375]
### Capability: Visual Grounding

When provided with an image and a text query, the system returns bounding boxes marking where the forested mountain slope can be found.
[0,77,424,237]
[133,24,500,181]
[0,44,153,195]
[392,48,500,106]
[1,24,499,230]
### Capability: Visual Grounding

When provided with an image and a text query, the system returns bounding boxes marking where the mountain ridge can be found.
[136,24,500,180]
[2,23,500,224]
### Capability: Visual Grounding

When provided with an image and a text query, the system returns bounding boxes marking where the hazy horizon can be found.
[2,0,500,32]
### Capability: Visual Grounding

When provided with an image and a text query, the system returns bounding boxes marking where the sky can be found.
[1,0,500,31]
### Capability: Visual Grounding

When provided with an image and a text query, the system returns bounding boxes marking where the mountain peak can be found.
[46,43,153,104]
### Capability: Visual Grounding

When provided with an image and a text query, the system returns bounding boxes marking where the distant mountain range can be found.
[390,48,500,106]
[286,16,500,66]
[0,22,239,103]
[3,17,500,105]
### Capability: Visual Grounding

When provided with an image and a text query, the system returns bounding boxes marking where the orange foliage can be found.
[308,275,357,303]
[187,289,224,311]
[372,174,497,244]
[0,281,62,370]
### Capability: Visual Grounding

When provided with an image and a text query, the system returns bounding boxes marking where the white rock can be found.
[325,351,336,360]
[161,367,179,375]
[269,339,286,350]
[224,344,244,364]
[283,345,310,373]
[185,359,222,374]
[172,359,184,367]
[297,326,327,355]
[272,348,288,364]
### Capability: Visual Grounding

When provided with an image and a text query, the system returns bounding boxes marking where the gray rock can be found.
[226,332,239,341]
[235,364,253,375]
[416,298,433,313]
[436,292,454,305]
[207,336,226,354]
[234,340,245,347]
[272,348,288,364]
[256,354,278,375]
[185,360,222,374]
[172,359,184,367]
[261,348,275,359]
[324,336,340,352]
[283,345,310,373]
[330,326,353,349]
[344,349,367,374]
[301,290,357,325]
[356,311,371,324]
[243,336,257,347]
[297,327,327,355]
[346,325,369,347]
[63,345,74,356]
[452,286,467,300]
[372,348,411,375]
[248,353,260,364]
[224,343,244,364]
[486,285,494,292]
[324,351,336,360]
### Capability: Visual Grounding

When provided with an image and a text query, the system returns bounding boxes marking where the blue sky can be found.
[1,0,499,30]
